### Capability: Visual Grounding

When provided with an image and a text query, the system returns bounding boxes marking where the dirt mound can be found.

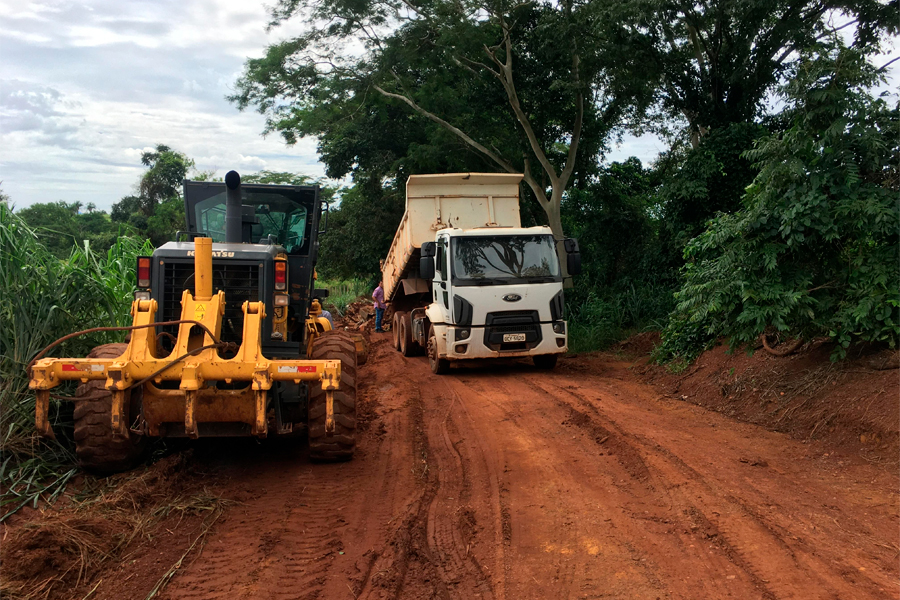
[614,330,660,357]
[635,339,899,457]
[336,299,379,332]
[0,451,216,600]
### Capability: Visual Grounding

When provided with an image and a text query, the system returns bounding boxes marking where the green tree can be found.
[137,145,195,215]
[658,44,899,362]
[111,145,195,245]
[16,201,121,258]
[606,0,898,145]
[231,0,648,243]
[317,182,405,280]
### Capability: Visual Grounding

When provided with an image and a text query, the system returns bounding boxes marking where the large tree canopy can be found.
[230,0,653,242]
[605,0,899,144]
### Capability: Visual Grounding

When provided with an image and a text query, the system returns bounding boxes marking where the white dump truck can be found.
[381,173,581,373]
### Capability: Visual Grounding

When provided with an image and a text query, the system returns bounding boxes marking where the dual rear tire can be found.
[393,311,420,357]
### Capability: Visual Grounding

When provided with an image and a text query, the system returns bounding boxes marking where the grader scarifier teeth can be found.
[29,237,341,440]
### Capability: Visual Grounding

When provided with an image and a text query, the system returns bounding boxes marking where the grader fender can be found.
[30,237,341,440]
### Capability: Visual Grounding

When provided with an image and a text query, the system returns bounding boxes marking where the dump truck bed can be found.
[381,173,523,301]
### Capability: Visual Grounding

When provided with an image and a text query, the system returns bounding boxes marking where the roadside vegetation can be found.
[0,205,151,521]
[318,279,372,317]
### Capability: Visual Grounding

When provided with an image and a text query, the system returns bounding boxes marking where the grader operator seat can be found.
[30,171,358,473]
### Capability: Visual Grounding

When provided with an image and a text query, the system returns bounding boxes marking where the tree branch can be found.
[492,19,560,185]
[371,83,517,173]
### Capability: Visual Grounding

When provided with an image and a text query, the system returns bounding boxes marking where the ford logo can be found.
[502,294,522,302]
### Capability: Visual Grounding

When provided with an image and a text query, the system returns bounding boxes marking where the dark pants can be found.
[375,307,385,331]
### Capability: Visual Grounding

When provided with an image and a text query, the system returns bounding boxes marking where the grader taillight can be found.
[274,260,287,291]
[137,257,151,288]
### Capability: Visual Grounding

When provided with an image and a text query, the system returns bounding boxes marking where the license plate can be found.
[503,333,526,343]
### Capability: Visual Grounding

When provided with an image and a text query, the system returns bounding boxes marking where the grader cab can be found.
[29,171,358,473]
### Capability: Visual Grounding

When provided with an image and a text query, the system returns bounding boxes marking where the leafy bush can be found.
[0,204,152,519]
[568,281,676,353]
[659,44,899,362]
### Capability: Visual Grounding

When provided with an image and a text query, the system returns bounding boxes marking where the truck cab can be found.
[382,173,580,373]
[421,227,568,363]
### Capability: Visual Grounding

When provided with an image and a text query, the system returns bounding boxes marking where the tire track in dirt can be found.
[162,462,359,600]
[108,342,896,600]
[531,369,897,599]
[443,370,673,599]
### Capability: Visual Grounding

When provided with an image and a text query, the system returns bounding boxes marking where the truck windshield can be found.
[452,235,559,281]
[193,192,308,253]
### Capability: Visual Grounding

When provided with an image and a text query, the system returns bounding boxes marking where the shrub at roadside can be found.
[658,44,899,363]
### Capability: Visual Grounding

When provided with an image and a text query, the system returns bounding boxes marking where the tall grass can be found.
[318,278,371,316]
[0,204,152,520]
[566,282,676,353]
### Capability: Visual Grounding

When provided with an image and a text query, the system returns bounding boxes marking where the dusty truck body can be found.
[30,171,358,472]
[382,173,581,373]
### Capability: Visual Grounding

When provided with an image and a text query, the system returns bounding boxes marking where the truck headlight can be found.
[552,322,565,334]
[455,328,470,341]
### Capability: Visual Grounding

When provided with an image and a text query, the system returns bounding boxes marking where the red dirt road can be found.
[154,336,898,600]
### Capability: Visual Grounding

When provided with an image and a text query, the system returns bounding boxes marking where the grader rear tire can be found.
[73,343,147,475]
[308,331,357,461]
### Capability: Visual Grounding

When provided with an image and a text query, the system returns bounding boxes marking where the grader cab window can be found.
[193,192,309,253]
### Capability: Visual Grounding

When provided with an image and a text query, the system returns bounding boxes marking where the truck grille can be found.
[159,261,261,346]
[483,310,542,351]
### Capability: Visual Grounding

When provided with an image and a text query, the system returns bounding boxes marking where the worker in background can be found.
[373,281,386,333]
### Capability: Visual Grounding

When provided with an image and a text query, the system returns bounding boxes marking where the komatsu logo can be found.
[187,250,235,257]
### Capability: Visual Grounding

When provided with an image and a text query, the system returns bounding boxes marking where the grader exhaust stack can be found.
[30,236,342,443]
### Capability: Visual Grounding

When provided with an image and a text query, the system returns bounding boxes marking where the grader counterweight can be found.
[29,171,358,472]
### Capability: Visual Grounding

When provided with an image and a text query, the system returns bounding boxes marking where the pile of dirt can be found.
[336,299,392,333]
[633,339,899,457]
[0,451,223,600]
[614,331,661,357]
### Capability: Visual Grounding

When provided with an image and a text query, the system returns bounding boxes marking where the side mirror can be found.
[313,288,330,300]
[563,238,580,253]
[567,252,581,276]
[419,256,435,280]
[421,241,436,258]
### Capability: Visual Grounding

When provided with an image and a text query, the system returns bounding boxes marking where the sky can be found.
[0,0,667,211]
[2,2,892,212]
[0,0,328,210]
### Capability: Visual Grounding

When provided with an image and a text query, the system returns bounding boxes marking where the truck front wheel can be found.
[427,325,451,375]
[308,331,357,461]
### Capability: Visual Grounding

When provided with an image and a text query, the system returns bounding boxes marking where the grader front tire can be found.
[308,331,357,461]
[73,343,147,475]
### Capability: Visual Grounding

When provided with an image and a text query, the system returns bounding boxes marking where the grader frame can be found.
[30,238,342,440]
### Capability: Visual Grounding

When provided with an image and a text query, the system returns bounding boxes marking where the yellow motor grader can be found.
[29,171,360,473]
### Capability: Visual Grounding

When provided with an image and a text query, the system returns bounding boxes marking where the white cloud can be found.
[0,0,325,210]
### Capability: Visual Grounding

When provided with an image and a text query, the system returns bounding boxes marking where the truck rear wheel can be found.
[399,312,415,357]
[308,331,357,461]
[427,325,451,375]
[73,343,147,475]
[392,311,404,351]
[533,354,558,369]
